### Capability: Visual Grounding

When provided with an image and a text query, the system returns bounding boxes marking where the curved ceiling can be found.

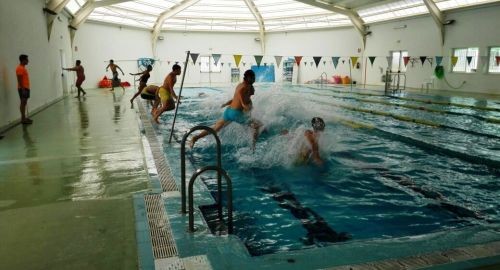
[64,0,498,32]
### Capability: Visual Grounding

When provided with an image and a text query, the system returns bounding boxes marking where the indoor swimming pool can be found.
[154,84,500,258]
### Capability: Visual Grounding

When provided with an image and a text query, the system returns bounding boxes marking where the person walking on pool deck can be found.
[129,64,153,105]
[16,54,32,125]
[63,60,86,97]
[152,64,181,124]
[189,69,261,149]
[105,59,125,91]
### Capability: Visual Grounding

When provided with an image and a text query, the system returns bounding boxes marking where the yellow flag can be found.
[350,57,359,68]
[451,56,458,67]
[234,55,242,67]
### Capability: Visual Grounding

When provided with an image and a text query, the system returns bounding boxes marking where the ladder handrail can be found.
[180,126,222,220]
[168,51,191,144]
[188,165,233,234]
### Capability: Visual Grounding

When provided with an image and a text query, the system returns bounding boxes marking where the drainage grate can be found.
[138,101,178,192]
[144,194,178,259]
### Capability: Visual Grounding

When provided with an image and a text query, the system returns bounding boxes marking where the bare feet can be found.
[188,138,196,148]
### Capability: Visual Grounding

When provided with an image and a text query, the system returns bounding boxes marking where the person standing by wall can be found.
[63,60,86,97]
[16,54,32,125]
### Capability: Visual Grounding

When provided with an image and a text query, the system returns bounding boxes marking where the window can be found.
[200,56,222,73]
[452,47,478,73]
[390,50,408,72]
[488,47,500,74]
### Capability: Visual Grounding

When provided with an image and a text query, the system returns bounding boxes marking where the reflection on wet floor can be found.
[0,89,149,269]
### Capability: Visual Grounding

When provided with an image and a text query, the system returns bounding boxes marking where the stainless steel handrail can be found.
[188,166,233,234]
[181,126,222,220]
[384,70,407,94]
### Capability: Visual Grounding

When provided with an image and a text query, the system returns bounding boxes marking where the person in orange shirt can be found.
[63,60,86,97]
[16,54,32,125]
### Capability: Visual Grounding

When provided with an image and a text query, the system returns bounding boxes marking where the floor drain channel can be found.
[138,101,178,192]
[144,194,178,259]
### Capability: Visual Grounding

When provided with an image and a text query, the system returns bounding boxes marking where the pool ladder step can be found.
[181,126,233,234]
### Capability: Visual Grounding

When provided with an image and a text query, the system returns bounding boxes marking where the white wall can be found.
[0,0,72,130]
[75,4,499,94]
[73,23,154,88]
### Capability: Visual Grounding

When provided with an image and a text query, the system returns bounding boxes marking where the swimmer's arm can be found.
[221,99,232,108]
[63,67,77,71]
[105,64,110,71]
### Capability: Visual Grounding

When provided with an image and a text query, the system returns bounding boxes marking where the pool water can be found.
[157,85,500,256]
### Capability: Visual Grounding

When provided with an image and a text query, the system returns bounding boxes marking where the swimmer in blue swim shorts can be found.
[190,69,261,148]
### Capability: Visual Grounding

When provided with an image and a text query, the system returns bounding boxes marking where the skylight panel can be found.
[113,2,165,15]
[66,0,87,14]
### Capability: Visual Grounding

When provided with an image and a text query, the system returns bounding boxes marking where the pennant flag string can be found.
[313,56,322,68]
[466,56,473,66]
[294,56,303,65]
[403,56,410,67]
[332,57,340,69]
[419,56,427,66]
[368,56,376,66]
[254,55,263,67]
[212,54,221,66]
[350,57,359,68]
[234,55,242,67]
[275,56,283,68]
[190,53,199,65]
[435,56,443,66]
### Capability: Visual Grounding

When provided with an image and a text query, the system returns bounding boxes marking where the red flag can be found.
[294,56,303,65]
[496,56,500,66]
[403,56,410,67]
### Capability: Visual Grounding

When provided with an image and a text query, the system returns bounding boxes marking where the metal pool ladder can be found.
[180,126,233,234]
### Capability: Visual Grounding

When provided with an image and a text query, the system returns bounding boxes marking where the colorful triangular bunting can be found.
[386,56,392,67]
[234,55,242,67]
[350,57,359,68]
[451,56,458,67]
[403,56,410,67]
[190,53,199,65]
[275,56,283,68]
[369,56,376,66]
[435,56,443,66]
[254,55,263,67]
[496,56,500,66]
[294,56,303,66]
[332,57,340,69]
[420,56,427,66]
[466,56,473,66]
[212,54,221,65]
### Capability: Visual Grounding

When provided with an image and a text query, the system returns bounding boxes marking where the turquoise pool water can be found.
[158,85,500,256]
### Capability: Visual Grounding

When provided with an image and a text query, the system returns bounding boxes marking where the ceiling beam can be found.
[242,0,266,53]
[151,0,201,56]
[44,0,71,40]
[95,0,136,8]
[422,0,446,45]
[294,0,369,48]
[46,0,71,14]
[70,0,96,29]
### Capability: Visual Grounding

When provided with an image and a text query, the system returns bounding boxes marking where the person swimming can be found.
[294,117,325,166]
